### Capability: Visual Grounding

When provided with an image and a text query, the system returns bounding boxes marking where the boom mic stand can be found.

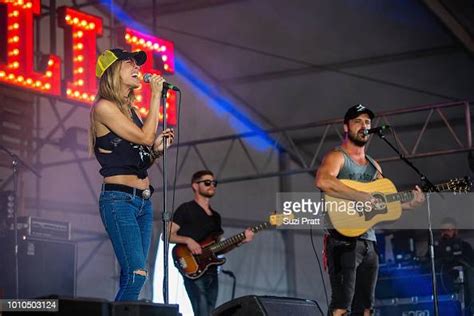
[374,129,440,316]
[0,144,40,299]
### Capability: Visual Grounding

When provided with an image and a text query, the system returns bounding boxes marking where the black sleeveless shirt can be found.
[94,109,154,179]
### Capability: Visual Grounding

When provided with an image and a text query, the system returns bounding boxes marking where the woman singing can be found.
[90,48,174,301]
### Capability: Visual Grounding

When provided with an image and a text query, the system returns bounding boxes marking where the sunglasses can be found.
[196,180,218,187]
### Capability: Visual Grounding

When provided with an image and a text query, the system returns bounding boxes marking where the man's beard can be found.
[348,130,367,147]
[199,190,215,198]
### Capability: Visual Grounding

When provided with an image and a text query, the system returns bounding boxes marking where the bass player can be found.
[169,170,254,316]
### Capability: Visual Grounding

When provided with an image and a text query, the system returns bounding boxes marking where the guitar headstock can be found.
[445,176,472,193]
[269,212,294,226]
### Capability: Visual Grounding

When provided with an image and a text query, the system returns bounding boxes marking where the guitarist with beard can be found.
[169,170,254,316]
[315,104,425,316]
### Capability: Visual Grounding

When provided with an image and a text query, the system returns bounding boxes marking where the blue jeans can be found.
[183,268,219,316]
[99,190,153,301]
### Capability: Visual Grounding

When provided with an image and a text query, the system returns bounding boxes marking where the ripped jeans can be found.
[99,190,153,301]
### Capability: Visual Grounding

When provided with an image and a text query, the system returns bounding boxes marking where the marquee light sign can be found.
[0,0,176,125]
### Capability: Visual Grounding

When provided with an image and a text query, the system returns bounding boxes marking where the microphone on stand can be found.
[363,125,391,136]
[142,73,180,91]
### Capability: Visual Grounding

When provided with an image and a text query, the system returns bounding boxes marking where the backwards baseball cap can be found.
[96,48,147,78]
[344,104,375,123]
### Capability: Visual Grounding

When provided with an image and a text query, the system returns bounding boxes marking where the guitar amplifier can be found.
[17,216,71,240]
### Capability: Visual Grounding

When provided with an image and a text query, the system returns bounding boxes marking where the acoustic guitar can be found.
[325,177,471,237]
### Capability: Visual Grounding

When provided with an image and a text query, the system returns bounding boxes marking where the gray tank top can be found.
[336,147,378,241]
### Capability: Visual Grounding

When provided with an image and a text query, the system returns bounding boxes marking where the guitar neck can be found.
[207,222,269,254]
[387,182,450,203]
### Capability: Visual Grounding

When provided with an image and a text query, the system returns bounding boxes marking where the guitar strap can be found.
[365,154,384,179]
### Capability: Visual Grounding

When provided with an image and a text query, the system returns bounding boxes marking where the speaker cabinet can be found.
[0,235,76,298]
[213,295,323,316]
[111,301,180,316]
[2,298,181,316]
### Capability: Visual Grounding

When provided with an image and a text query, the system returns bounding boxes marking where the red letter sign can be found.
[0,0,61,95]
[58,6,103,103]
[124,28,176,125]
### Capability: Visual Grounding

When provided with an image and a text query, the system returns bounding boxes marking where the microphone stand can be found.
[0,144,40,299]
[160,88,170,304]
[374,130,440,316]
[221,269,236,300]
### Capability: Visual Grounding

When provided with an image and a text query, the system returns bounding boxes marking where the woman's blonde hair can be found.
[88,60,136,155]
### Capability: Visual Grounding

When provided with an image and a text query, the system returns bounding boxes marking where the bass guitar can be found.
[172,213,292,279]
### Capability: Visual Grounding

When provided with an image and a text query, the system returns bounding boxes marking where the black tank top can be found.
[94,109,153,179]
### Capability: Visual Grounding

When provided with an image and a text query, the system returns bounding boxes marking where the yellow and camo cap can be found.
[96,48,147,78]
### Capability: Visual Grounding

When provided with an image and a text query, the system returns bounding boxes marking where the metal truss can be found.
[150,100,472,191]
[10,100,471,196]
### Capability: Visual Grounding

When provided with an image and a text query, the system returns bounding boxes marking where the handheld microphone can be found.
[143,73,180,91]
[363,125,391,136]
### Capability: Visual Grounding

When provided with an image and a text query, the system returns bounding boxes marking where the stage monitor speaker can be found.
[213,295,324,316]
[0,235,76,298]
[111,301,180,316]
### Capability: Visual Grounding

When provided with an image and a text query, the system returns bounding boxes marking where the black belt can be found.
[102,183,154,200]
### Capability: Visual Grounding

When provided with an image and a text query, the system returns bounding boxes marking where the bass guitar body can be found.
[172,235,226,280]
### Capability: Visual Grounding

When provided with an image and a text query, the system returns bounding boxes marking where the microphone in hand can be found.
[143,73,180,91]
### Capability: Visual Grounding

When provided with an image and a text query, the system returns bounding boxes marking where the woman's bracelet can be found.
[151,148,163,159]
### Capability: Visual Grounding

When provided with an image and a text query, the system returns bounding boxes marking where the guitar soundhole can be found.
[366,193,387,221]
